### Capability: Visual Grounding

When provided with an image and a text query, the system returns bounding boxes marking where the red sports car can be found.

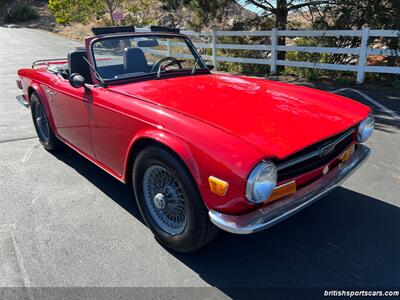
[16,26,374,252]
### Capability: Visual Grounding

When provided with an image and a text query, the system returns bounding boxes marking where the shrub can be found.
[306,69,319,81]
[4,4,39,23]
[393,79,400,90]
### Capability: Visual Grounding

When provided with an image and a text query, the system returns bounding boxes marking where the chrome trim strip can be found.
[277,128,355,171]
[16,95,29,108]
[273,180,296,190]
[209,144,370,234]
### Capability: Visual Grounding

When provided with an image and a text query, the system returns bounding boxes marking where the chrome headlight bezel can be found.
[357,114,374,143]
[246,160,277,204]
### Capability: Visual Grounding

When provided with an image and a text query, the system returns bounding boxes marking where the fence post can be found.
[167,39,172,57]
[357,27,369,84]
[211,28,218,70]
[270,28,277,74]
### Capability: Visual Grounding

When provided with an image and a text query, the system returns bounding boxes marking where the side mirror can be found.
[207,64,215,70]
[69,73,86,88]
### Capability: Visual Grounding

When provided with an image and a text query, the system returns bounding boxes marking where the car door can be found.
[89,87,143,178]
[49,76,95,158]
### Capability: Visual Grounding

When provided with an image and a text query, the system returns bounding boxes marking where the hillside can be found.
[0,0,56,29]
[0,0,264,40]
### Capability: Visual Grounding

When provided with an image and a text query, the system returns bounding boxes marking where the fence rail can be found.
[136,27,400,84]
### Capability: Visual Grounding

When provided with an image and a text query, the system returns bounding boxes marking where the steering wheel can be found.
[151,57,185,73]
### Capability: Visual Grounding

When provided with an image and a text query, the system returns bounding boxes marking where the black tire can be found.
[132,145,219,253]
[30,92,62,151]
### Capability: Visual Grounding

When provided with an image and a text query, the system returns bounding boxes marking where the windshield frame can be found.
[89,32,210,84]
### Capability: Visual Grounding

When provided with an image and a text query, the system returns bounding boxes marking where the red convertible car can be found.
[16,26,374,252]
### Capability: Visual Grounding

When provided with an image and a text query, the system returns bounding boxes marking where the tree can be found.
[48,0,125,25]
[160,0,334,71]
[311,0,399,67]
[160,0,181,27]
[49,0,97,24]
[240,0,335,67]
[104,0,125,25]
[160,0,232,29]
[242,1,332,30]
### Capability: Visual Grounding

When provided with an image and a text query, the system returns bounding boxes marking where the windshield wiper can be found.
[83,56,107,87]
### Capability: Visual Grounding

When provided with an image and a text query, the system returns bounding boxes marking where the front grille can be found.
[276,127,356,182]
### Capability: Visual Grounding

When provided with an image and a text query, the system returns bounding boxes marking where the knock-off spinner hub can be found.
[153,193,166,209]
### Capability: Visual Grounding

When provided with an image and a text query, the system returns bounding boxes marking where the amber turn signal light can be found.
[339,143,355,163]
[208,176,229,196]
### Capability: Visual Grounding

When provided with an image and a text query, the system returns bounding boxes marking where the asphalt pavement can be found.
[0,26,399,299]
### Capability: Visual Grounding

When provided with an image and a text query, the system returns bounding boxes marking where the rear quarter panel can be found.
[17,68,58,132]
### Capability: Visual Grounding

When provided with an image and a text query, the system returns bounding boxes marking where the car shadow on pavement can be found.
[52,148,399,297]
[171,187,400,297]
[52,147,145,226]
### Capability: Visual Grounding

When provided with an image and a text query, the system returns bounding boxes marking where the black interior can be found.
[96,47,155,79]
[98,64,125,79]
[50,46,170,82]
[68,49,92,84]
[123,48,150,73]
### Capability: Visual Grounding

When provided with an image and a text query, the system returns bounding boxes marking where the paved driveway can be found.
[1,26,399,299]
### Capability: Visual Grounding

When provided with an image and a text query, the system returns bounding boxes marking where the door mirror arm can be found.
[83,84,91,93]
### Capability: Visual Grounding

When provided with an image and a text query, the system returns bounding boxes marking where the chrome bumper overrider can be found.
[16,95,29,108]
[209,144,370,234]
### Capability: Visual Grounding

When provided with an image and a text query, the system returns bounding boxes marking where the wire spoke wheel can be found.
[143,165,188,235]
[35,102,50,142]
[133,146,219,252]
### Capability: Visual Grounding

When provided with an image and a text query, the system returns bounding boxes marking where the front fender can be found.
[124,129,201,187]
[124,123,265,214]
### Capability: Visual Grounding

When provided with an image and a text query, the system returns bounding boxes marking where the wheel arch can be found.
[28,83,46,102]
[27,83,57,133]
[123,130,202,192]
[28,86,36,98]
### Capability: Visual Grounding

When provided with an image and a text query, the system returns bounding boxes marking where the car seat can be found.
[123,48,150,74]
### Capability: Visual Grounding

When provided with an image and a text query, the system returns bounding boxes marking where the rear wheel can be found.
[30,92,61,151]
[132,145,218,253]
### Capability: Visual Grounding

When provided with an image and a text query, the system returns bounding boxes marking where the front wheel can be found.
[132,146,218,253]
[30,92,61,151]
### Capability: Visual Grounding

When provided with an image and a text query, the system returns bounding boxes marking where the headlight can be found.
[246,161,277,204]
[357,114,374,143]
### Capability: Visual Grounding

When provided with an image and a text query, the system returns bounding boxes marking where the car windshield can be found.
[91,35,208,81]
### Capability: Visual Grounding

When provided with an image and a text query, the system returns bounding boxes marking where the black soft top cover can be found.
[92,26,135,36]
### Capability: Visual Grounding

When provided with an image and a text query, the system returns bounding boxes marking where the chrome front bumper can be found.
[209,144,370,234]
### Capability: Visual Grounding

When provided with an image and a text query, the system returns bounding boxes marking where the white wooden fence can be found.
[136,27,400,84]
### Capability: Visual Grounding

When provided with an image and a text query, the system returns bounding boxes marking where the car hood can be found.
[108,74,370,159]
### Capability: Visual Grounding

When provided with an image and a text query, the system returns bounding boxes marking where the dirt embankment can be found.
[0,0,94,40]
[1,0,262,41]
[1,1,55,29]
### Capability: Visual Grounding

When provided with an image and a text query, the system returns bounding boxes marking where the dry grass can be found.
[53,19,107,41]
